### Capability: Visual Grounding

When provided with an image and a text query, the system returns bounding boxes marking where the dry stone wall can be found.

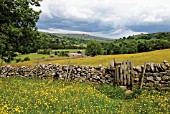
[133,61,170,90]
[0,64,115,85]
[0,61,170,90]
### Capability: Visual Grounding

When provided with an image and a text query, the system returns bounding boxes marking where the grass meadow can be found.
[10,49,170,67]
[1,49,170,113]
[0,77,169,114]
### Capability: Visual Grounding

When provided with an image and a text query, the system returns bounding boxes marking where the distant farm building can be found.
[69,53,85,58]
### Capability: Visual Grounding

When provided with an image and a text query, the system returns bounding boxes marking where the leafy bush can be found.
[37,49,51,55]
[37,50,44,54]
[54,51,69,57]
[54,51,59,55]
[85,41,103,56]
[15,58,22,63]
[23,57,30,61]
[44,49,51,55]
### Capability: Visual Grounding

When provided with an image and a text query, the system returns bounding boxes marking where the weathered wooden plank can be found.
[120,62,123,85]
[127,61,131,86]
[35,59,40,78]
[115,65,119,86]
[129,61,134,89]
[117,66,120,85]
[114,58,117,86]
[114,58,117,65]
[140,62,147,89]
[123,61,126,86]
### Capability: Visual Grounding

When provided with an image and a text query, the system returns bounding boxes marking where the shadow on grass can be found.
[92,83,142,100]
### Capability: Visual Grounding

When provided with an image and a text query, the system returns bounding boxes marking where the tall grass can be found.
[0,77,169,114]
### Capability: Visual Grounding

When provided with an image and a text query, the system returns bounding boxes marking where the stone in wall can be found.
[167,70,170,76]
[162,76,170,81]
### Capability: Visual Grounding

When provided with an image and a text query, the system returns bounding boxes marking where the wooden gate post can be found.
[120,62,123,85]
[130,61,134,89]
[35,59,40,78]
[140,62,147,89]
[114,58,118,86]
[123,61,127,86]
[127,61,131,86]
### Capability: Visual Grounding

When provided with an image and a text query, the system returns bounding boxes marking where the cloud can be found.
[39,28,147,39]
[37,0,170,38]
[39,28,89,34]
[89,29,147,39]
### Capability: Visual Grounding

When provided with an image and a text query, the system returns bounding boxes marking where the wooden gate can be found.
[110,59,134,89]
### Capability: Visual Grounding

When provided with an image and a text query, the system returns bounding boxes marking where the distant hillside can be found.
[126,32,170,41]
[101,32,170,55]
[52,33,111,41]
[38,31,170,54]
[54,32,170,41]
[38,32,112,50]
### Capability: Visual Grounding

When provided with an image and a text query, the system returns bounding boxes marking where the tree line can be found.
[86,34,170,56]
[37,32,87,50]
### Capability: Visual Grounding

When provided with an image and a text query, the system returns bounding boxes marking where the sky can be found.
[36,0,170,39]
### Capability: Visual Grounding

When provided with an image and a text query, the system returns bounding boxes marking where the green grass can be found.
[16,53,50,61]
[3,53,66,66]
[5,49,170,67]
[45,48,170,66]
[1,49,85,66]
[0,77,169,113]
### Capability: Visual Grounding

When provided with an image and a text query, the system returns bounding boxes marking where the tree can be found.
[138,41,153,52]
[106,42,115,55]
[85,41,103,56]
[0,0,42,62]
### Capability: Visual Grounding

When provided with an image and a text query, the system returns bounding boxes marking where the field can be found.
[1,49,170,113]
[0,77,169,114]
[9,49,170,67]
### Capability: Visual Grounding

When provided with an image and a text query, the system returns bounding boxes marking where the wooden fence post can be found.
[123,61,126,86]
[35,59,40,78]
[114,58,118,86]
[66,59,71,78]
[140,62,147,89]
[127,61,131,86]
[116,66,119,85]
[130,61,134,89]
[120,62,123,85]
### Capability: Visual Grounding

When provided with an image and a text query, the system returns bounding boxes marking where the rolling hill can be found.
[11,49,170,67]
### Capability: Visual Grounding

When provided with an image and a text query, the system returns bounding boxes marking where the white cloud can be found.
[37,0,170,38]
[39,28,147,39]
[89,29,147,39]
[39,28,89,34]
